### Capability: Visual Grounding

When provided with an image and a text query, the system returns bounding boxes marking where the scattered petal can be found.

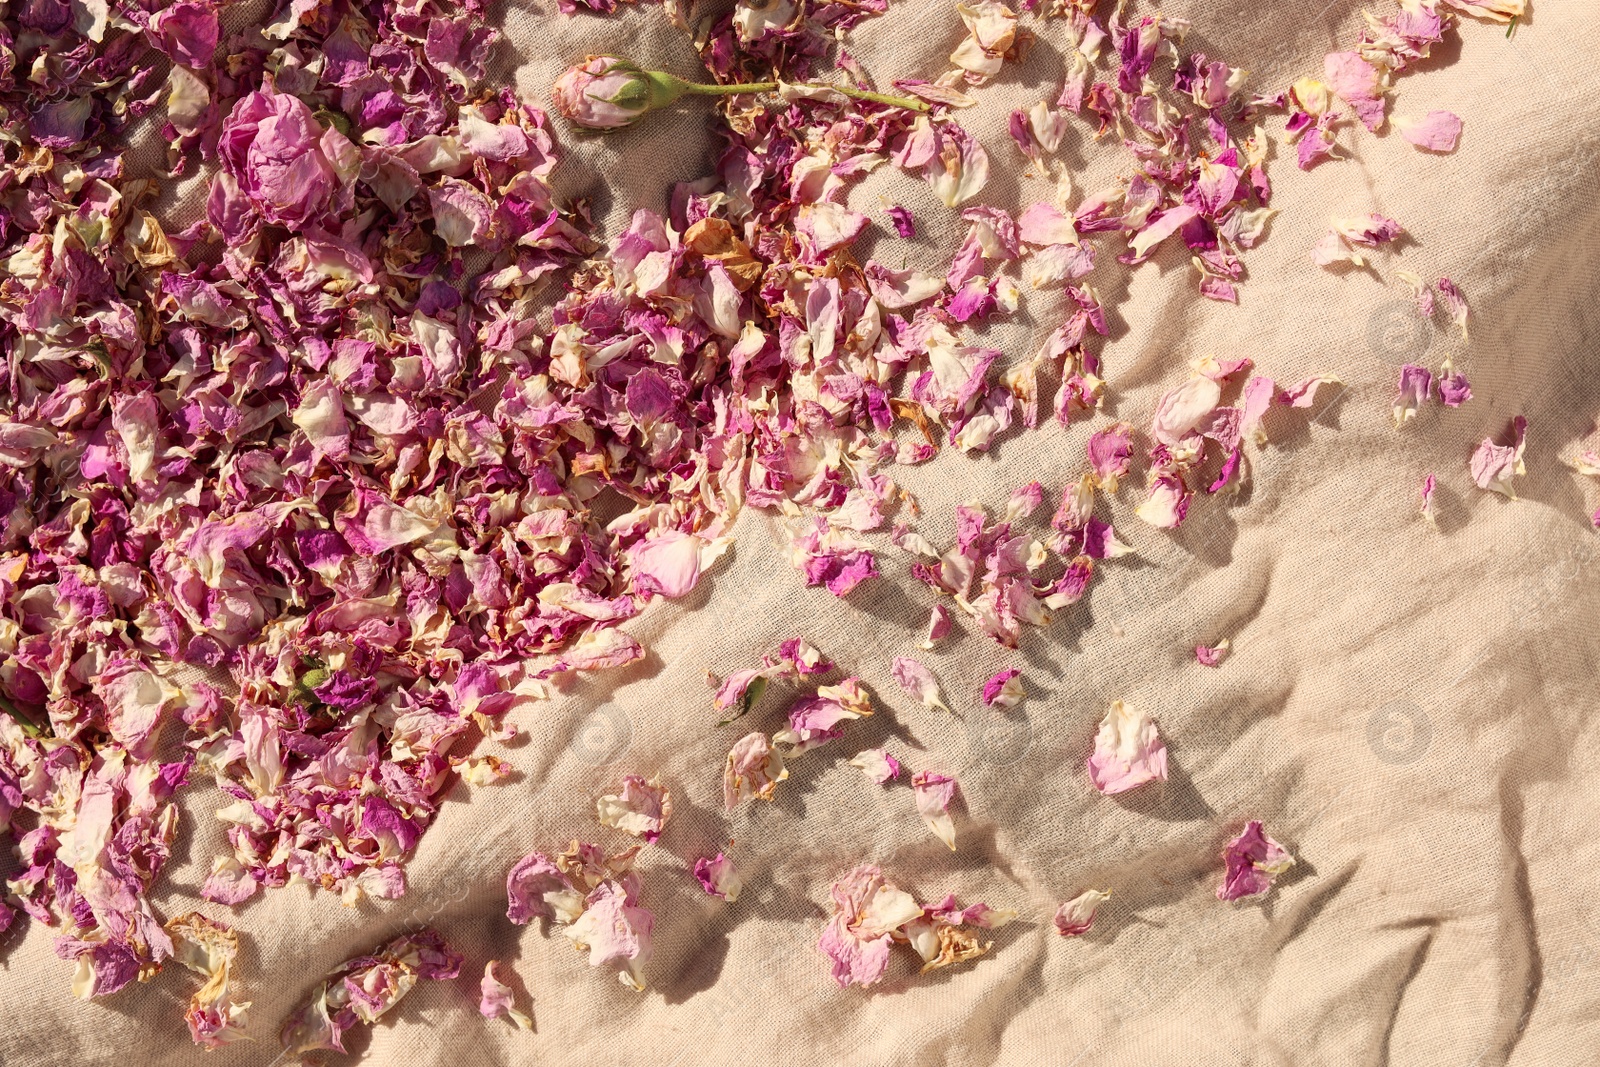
[1218,821,1295,901]
[1087,701,1169,795]
[849,748,904,784]
[1054,889,1112,936]
[911,771,959,850]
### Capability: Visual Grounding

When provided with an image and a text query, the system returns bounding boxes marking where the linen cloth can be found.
[3,2,1599,1065]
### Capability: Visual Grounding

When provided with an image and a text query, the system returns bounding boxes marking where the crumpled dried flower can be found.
[505,844,654,990]
[1393,364,1434,426]
[166,913,250,1049]
[817,864,1008,987]
[724,732,789,808]
[950,2,1029,85]
[279,929,462,1057]
[596,774,674,842]
[1218,821,1295,901]
[1195,639,1231,667]
[1471,416,1528,498]
[693,852,743,902]
[565,880,656,991]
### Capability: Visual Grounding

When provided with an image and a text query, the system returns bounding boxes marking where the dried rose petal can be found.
[911,771,959,850]
[849,748,903,784]
[891,656,952,713]
[1393,110,1462,151]
[280,929,462,1057]
[693,852,743,902]
[1087,701,1169,795]
[1470,416,1528,498]
[724,732,789,809]
[774,678,874,754]
[1438,277,1470,339]
[167,913,250,1049]
[1218,821,1295,901]
[1195,639,1230,667]
[596,774,673,843]
[981,668,1025,708]
[479,961,533,1030]
[564,881,655,991]
[1054,889,1112,936]
[1420,473,1438,526]
[918,604,954,649]
[1393,364,1434,426]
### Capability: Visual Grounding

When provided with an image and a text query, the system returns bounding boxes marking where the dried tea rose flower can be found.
[891,656,953,713]
[1393,110,1462,151]
[1471,416,1528,498]
[564,880,656,991]
[816,864,1006,987]
[166,913,250,1049]
[1438,276,1470,339]
[918,604,954,649]
[724,732,789,809]
[279,929,462,1057]
[1393,364,1434,426]
[981,668,1025,707]
[774,678,874,754]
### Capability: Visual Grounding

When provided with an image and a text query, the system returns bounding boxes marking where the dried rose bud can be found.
[552,57,688,130]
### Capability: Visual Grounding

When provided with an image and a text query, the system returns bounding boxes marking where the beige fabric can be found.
[5,2,1600,1065]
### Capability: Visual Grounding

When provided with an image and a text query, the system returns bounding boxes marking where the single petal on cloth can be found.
[849,748,903,784]
[563,881,655,991]
[724,732,789,809]
[1393,110,1462,151]
[479,961,534,1029]
[1218,821,1296,901]
[1470,416,1528,498]
[1054,889,1112,936]
[596,774,673,842]
[912,771,959,849]
[693,853,743,902]
[1087,701,1169,795]
[891,656,953,712]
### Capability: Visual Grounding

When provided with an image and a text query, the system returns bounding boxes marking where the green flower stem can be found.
[825,85,931,112]
[679,80,781,96]
[676,78,930,113]
[0,693,47,738]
